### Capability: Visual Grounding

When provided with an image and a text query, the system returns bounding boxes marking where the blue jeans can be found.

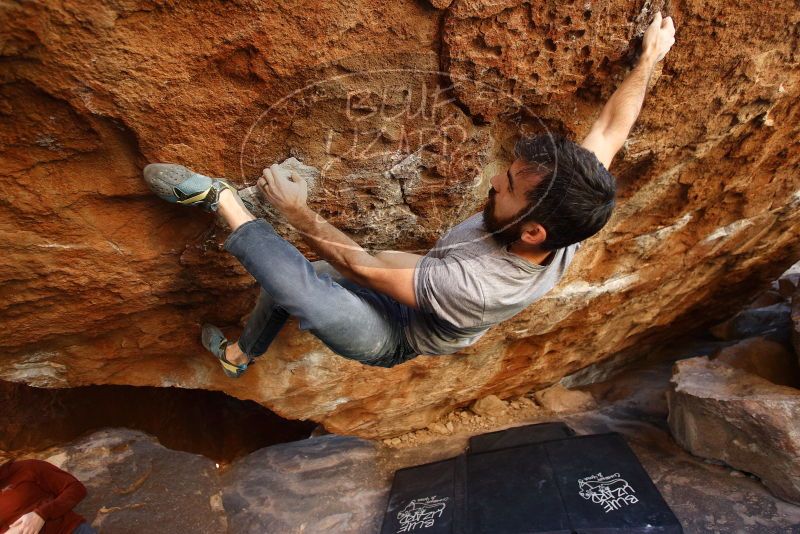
[73,523,98,534]
[224,219,418,367]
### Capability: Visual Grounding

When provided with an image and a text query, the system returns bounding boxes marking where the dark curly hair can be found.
[514,133,616,250]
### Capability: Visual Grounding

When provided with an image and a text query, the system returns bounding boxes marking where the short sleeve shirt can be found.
[405,212,580,355]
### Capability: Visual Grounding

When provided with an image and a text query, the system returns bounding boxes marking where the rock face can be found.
[792,285,800,364]
[17,351,800,533]
[221,435,386,533]
[709,303,793,341]
[534,383,596,413]
[667,357,800,505]
[711,336,800,387]
[50,429,227,533]
[34,429,389,534]
[469,394,508,416]
[2,0,800,438]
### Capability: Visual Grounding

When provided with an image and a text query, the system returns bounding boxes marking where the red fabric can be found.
[0,460,87,534]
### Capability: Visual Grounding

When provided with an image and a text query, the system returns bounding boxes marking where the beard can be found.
[482,188,526,247]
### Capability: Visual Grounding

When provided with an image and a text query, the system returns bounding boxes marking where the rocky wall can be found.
[1,0,799,438]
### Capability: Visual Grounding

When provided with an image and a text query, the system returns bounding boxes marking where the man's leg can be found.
[226,261,343,365]
[216,188,277,365]
[141,167,408,367]
[217,188,255,231]
[215,189,404,364]
[224,289,289,366]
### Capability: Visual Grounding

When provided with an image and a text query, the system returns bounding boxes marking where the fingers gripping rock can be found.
[239,157,320,219]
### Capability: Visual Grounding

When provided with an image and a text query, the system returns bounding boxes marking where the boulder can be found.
[470,395,508,416]
[778,262,800,298]
[778,276,799,298]
[667,357,800,505]
[49,429,227,533]
[709,303,792,341]
[2,0,800,439]
[29,429,390,533]
[745,289,784,309]
[711,336,800,387]
[792,285,800,366]
[9,352,800,534]
[428,421,451,434]
[534,383,595,413]
[220,434,386,533]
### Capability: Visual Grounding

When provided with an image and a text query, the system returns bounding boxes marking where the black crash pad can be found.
[466,433,682,533]
[468,421,575,454]
[380,456,466,534]
[547,434,682,533]
[381,429,682,534]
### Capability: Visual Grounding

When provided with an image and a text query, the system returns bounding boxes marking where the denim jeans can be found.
[224,219,418,367]
[73,523,98,534]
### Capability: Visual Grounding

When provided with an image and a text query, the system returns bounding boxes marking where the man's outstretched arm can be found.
[258,165,421,308]
[581,11,676,168]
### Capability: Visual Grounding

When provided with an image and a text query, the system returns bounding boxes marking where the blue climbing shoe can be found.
[201,324,252,378]
[143,163,238,212]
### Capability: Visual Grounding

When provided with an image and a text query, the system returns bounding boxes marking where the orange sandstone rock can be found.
[1,0,799,438]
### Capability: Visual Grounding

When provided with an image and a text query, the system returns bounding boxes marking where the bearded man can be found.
[142,13,675,377]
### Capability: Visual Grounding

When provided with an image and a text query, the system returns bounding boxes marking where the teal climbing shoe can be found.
[201,324,252,379]
[143,163,238,212]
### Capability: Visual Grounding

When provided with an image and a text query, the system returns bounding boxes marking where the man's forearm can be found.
[284,206,377,282]
[593,51,658,142]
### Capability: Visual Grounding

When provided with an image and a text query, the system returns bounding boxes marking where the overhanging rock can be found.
[1,0,799,438]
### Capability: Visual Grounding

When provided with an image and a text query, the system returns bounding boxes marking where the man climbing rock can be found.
[143,13,675,377]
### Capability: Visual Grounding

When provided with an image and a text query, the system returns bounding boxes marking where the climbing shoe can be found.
[201,324,252,379]
[143,163,238,212]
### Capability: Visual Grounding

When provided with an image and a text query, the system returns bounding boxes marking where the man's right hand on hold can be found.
[258,164,309,219]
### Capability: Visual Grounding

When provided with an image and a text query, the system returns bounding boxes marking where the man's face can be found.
[483,158,541,246]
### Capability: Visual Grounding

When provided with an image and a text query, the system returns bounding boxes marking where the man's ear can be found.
[519,222,547,246]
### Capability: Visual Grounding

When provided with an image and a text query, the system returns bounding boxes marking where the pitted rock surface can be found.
[1,0,799,438]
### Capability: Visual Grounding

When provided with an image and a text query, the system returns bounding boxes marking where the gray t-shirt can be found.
[405,212,580,355]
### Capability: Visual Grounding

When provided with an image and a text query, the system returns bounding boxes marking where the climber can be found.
[142,12,675,377]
